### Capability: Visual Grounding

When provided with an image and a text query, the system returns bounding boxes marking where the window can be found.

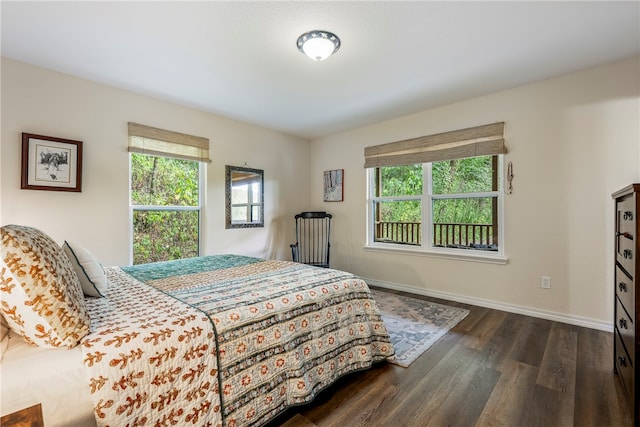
[128,123,210,264]
[365,123,506,262]
[372,164,423,245]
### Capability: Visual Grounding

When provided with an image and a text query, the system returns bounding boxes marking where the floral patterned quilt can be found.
[82,256,394,427]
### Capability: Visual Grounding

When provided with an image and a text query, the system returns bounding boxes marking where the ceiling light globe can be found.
[302,38,335,61]
[297,30,340,62]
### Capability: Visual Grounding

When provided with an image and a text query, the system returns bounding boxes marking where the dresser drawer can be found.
[616,297,635,362]
[616,265,635,315]
[618,194,636,238]
[615,329,634,402]
[612,184,640,424]
[617,234,635,277]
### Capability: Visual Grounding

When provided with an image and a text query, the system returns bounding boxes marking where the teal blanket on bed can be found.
[121,254,261,282]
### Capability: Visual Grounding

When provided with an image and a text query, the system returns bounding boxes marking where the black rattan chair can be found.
[290,212,332,268]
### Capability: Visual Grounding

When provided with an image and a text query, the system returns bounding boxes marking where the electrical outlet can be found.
[541,276,551,289]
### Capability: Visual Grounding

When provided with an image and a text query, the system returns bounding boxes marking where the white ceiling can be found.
[2,1,639,140]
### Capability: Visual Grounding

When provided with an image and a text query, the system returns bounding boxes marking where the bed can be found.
[0,225,394,426]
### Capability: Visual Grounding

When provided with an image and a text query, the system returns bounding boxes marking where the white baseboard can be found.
[363,277,613,333]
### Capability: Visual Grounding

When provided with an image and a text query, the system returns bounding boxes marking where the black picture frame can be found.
[21,133,83,192]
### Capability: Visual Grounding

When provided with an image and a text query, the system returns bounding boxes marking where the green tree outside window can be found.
[131,153,200,264]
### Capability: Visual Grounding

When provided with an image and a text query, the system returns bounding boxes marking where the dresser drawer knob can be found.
[619,318,628,329]
[619,355,628,367]
[619,282,628,292]
[623,249,633,259]
[624,211,634,221]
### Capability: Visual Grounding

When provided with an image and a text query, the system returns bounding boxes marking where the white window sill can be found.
[363,242,509,265]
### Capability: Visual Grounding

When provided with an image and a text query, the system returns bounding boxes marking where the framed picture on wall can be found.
[323,169,343,202]
[21,133,83,192]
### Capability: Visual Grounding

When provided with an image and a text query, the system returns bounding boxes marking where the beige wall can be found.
[309,56,640,328]
[1,58,311,266]
[2,56,639,329]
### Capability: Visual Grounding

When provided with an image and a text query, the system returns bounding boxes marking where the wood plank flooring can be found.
[265,287,632,427]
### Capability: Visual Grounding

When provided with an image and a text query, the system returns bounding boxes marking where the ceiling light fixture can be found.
[296,30,340,61]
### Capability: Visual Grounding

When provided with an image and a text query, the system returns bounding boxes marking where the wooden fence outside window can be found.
[375,221,496,250]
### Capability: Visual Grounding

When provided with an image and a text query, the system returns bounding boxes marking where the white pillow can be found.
[62,241,108,298]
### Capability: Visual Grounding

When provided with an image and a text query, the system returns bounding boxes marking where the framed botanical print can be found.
[21,133,83,192]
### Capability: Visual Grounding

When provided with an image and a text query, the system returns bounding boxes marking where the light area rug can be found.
[372,289,470,367]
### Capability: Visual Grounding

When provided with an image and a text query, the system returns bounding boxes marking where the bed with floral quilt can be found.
[0,225,394,427]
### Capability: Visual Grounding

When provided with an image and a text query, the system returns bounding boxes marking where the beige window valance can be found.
[128,122,211,163]
[364,122,505,168]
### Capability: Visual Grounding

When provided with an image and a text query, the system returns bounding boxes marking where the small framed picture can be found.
[323,169,343,202]
[21,133,83,192]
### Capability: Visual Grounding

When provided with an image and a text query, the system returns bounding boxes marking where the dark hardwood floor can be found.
[265,287,632,427]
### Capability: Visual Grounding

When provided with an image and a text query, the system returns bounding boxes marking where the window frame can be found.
[230,182,262,223]
[128,153,205,264]
[365,155,507,264]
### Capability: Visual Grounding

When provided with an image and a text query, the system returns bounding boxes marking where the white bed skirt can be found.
[1,330,96,426]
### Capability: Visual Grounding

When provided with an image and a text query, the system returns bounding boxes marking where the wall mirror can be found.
[225,165,264,228]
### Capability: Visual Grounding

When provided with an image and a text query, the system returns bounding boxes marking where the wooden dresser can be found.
[613,183,640,425]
